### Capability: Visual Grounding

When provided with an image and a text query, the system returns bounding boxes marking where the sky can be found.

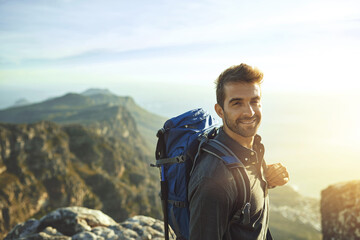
[1,0,360,198]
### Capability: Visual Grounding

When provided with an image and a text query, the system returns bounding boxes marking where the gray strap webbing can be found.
[232,168,251,225]
[209,139,246,168]
[189,138,208,176]
[170,206,183,239]
[155,155,185,166]
[205,140,245,169]
[168,200,187,208]
[236,168,248,212]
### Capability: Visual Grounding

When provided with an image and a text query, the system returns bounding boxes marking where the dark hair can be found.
[215,63,264,108]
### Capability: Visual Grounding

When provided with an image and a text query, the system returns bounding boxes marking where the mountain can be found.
[0,121,162,238]
[12,98,31,108]
[0,90,167,151]
[81,88,113,96]
[80,92,167,150]
[269,186,321,240]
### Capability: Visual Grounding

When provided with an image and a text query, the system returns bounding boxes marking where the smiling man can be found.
[188,63,288,240]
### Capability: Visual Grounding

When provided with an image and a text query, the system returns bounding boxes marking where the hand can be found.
[265,163,289,188]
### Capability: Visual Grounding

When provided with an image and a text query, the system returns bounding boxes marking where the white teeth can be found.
[239,119,256,124]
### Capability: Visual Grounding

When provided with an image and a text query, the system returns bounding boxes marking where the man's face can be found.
[216,82,262,138]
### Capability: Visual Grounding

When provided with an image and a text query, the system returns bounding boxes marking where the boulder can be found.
[5,206,175,240]
[321,180,360,240]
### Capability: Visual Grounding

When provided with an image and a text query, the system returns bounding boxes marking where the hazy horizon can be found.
[1,87,359,199]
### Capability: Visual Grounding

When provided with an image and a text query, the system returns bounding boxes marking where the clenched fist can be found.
[265,163,289,188]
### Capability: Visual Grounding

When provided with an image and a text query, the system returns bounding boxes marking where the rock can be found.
[120,216,166,239]
[91,227,117,239]
[4,218,40,239]
[42,226,65,236]
[38,207,117,236]
[72,231,100,240]
[4,206,175,240]
[24,232,70,240]
[321,180,360,240]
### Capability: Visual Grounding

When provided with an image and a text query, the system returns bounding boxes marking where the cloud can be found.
[1,0,360,93]
[1,0,358,63]
[2,1,359,56]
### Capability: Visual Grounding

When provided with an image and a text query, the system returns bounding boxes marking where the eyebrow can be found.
[229,96,260,104]
[229,98,244,104]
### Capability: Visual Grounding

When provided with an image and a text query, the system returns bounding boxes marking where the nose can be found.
[243,103,255,117]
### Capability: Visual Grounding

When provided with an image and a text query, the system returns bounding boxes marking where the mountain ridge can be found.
[0,89,167,151]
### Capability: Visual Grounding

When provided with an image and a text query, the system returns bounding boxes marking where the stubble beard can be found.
[224,112,261,138]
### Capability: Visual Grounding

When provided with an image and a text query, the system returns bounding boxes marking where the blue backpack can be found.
[152,108,251,240]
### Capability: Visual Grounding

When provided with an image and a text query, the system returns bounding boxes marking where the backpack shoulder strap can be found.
[201,139,251,225]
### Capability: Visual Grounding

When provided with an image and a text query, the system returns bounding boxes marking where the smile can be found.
[238,118,256,124]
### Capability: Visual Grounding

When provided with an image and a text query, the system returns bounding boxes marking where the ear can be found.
[215,103,224,119]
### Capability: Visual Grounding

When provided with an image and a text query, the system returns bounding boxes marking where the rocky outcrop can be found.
[5,206,174,240]
[0,121,161,238]
[321,180,360,240]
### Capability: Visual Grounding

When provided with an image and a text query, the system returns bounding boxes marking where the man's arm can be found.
[188,178,234,240]
[265,163,289,188]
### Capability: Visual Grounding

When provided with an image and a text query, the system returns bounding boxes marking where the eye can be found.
[232,101,243,106]
[251,99,261,105]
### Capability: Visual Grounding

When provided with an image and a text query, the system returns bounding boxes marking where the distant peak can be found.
[13,98,31,107]
[81,88,113,96]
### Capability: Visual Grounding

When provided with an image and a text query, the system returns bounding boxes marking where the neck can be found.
[223,126,254,149]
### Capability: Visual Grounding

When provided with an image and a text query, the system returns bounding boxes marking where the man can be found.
[188,63,289,240]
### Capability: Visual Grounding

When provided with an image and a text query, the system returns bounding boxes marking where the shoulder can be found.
[188,151,237,199]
